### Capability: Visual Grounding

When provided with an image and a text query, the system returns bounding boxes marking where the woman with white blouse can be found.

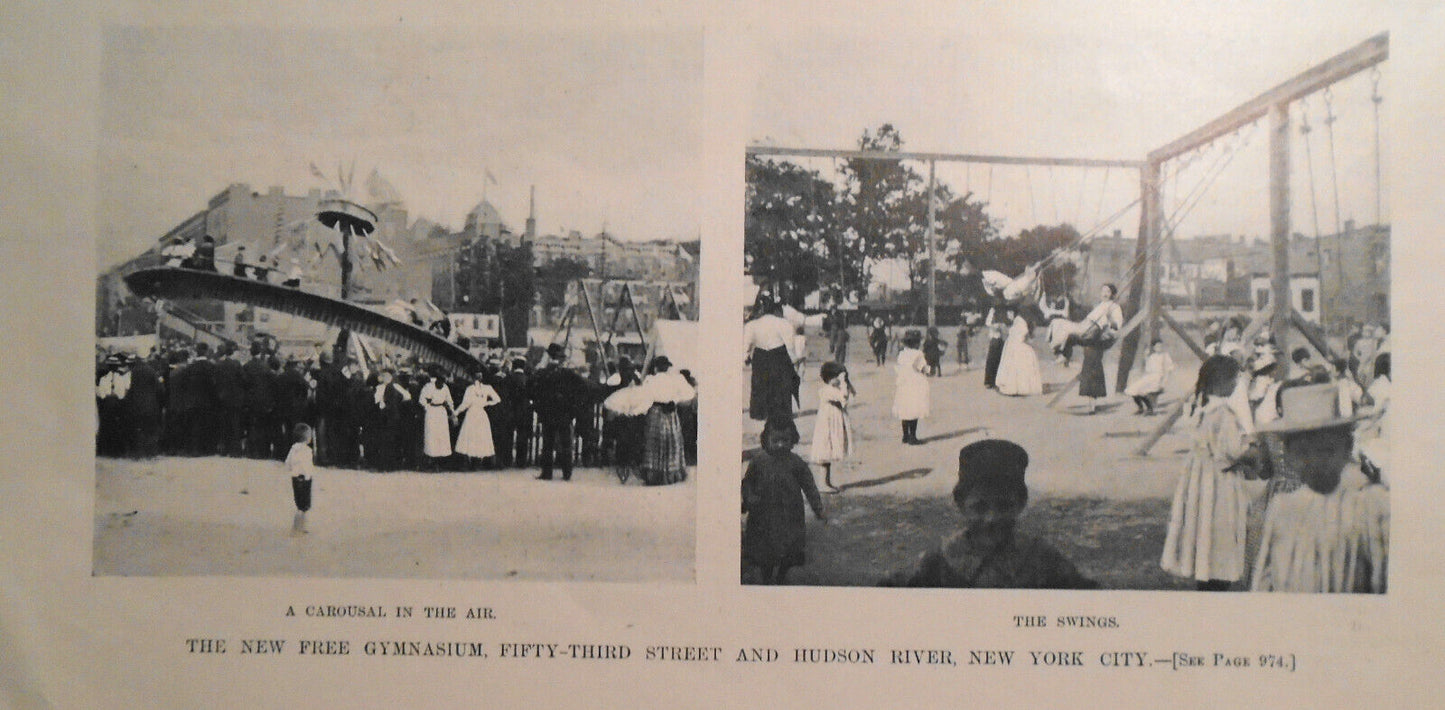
[744,294,800,421]
[1077,283,1124,414]
[454,370,502,467]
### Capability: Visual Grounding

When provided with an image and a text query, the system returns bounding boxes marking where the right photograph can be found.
[740,32,1390,591]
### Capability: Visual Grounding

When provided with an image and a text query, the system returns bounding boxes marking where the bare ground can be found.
[745,325,1208,590]
[94,456,695,581]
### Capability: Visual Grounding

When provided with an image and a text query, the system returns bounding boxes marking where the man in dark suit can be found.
[172,343,218,456]
[528,344,589,481]
[231,245,251,278]
[162,349,189,455]
[241,342,277,459]
[273,358,311,461]
[193,235,219,272]
[499,357,532,467]
[125,353,164,458]
[312,350,349,466]
[212,342,246,457]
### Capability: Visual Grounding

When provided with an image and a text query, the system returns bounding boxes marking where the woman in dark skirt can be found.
[982,306,1010,389]
[602,358,648,483]
[1077,283,1124,414]
[744,295,800,421]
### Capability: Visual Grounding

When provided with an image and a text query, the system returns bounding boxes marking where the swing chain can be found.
[1323,86,1337,125]
[1371,67,1383,105]
[1299,97,1312,135]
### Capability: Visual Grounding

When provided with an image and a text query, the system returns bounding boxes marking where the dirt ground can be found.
[745,323,1211,590]
[94,456,695,581]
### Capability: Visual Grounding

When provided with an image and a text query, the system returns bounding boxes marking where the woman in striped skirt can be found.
[638,356,697,486]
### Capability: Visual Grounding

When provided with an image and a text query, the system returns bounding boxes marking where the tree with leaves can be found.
[535,257,593,311]
[745,155,863,307]
[837,124,924,296]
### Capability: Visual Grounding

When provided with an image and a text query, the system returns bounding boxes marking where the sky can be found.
[747,8,1397,246]
[97,26,703,269]
[92,5,1418,274]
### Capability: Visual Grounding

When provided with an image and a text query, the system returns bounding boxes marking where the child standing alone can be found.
[810,362,855,493]
[286,423,316,536]
[742,416,827,584]
[923,327,946,377]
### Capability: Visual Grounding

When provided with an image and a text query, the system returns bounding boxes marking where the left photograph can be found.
[92,27,701,581]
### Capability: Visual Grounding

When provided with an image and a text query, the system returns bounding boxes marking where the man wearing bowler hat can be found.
[529,343,588,481]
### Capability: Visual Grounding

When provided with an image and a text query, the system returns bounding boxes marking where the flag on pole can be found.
[485,169,498,186]
[365,168,403,205]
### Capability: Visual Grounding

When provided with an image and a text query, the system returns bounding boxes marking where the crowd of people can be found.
[161,234,306,288]
[741,285,1390,592]
[1160,322,1390,593]
[95,339,697,486]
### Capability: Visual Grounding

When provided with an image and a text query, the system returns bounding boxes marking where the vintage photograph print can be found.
[742,32,1389,591]
[93,26,701,581]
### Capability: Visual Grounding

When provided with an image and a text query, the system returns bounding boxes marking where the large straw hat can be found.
[1257,382,1368,434]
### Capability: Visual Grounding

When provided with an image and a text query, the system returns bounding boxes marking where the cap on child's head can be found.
[761,415,800,448]
[954,439,1029,505]
[293,422,313,443]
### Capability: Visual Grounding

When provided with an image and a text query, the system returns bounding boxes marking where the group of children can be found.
[742,335,1389,592]
[1160,339,1390,593]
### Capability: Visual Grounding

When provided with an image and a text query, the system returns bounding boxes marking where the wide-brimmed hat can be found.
[1257,382,1368,434]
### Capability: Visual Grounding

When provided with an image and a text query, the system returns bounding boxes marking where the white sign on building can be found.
[449,312,502,339]
[1250,274,1322,324]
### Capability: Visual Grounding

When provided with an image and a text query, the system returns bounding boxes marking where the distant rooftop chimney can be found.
[525,185,537,241]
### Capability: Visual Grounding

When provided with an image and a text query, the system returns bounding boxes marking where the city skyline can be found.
[98,26,702,270]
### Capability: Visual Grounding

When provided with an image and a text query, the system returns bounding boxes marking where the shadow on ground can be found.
[767,494,1195,591]
[835,467,933,492]
[916,426,984,445]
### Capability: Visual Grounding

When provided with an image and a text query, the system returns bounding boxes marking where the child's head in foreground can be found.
[953,440,1030,550]
[761,415,800,453]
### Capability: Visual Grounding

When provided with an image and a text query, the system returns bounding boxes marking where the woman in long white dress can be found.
[995,312,1043,397]
[418,374,455,467]
[892,330,930,445]
[454,371,502,467]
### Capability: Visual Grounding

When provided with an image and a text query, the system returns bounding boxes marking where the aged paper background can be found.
[3,1,1444,707]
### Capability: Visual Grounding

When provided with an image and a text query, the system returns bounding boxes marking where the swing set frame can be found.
[747,32,1388,455]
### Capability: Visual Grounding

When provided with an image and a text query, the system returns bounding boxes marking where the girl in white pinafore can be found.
[454,371,502,463]
[892,330,930,445]
[1124,338,1175,415]
[810,362,855,492]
